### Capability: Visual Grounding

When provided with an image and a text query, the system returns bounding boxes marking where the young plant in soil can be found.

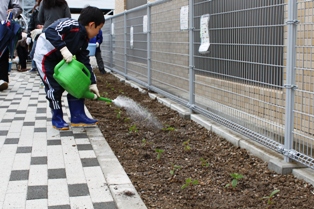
[115,109,121,119]
[162,125,176,131]
[155,149,165,160]
[182,139,191,152]
[141,138,152,147]
[200,157,209,167]
[170,164,182,176]
[129,124,138,133]
[124,117,130,123]
[181,177,199,190]
[262,189,280,207]
[225,173,244,189]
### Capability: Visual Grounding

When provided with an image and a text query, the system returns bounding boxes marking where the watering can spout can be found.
[83,91,112,103]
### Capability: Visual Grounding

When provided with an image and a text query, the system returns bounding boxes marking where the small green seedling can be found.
[118,89,124,94]
[170,164,182,176]
[124,117,130,123]
[200,158,209,167]
[106,83,111,88]
[182,139,191,151]
[115,109,121,119]
[181,177,199,190]
[102,91,108,96]
[142,138,147,146]
[225,173,243,189]
[155,149,165,160]
[262,189,280,206]
[162,125,176,131]
[129,124,138,133]
[141,138,152,147]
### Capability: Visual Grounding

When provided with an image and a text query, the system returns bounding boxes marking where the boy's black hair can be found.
[78,6,105,27]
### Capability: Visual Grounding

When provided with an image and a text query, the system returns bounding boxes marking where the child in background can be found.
[89,30,106,74]
[33,6,105,130]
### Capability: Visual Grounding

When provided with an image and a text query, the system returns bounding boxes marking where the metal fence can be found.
[101,0,314,169]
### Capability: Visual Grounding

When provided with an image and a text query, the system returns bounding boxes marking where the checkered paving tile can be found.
[0,72,117,208]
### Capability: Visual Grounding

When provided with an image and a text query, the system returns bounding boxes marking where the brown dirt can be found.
[85,71,314,209]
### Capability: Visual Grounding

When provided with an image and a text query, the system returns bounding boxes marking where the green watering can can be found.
[53,58,112,103]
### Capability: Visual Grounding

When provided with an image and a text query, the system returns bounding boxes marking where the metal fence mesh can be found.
[292,0,314,162]
[102,0,314,169]
[193,0,286,148]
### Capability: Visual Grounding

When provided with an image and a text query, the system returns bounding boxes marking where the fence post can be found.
[284,0,298,162]
[147,4,152,88]
[110,18,113,69]
[124,12,127,75]
[188,0,195,111]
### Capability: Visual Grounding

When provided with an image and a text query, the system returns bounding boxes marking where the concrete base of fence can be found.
[268,159,307,175]
[293,168,314,186]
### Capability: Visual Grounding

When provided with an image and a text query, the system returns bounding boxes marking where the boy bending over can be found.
[34,6,104,130]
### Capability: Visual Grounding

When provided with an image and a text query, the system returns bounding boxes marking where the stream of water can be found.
[112,95,162,129]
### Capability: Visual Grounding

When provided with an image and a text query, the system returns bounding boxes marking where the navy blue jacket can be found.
[43,18,96,84]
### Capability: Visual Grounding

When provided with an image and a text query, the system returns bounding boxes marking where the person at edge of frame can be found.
[0,0,22,91]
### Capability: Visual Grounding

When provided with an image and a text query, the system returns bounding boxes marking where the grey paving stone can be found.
[34,128,47,132]
[48,205,71,209]
[68,184,89,197]
[48,169,66,179]
[77,144,93,151]
[74,133,88,138]
[27,185,48,200]
[0,106,9,108]
[28,104,37,106]
[81,158,100,167]
[6,109,16,112]
[93,202,117,209]
[60,131,73,137]
[23,122,35,126]
[14,117,25,120]
[47,140,62,146]
[36,108,46,113]
[0,131,8,136]
[16,110,27,114]
[1,119,13,123]
[31,157,47,165]
[4,138,19,144]
[16,147,32,153]
[36,116,47,120]
[10,170,29,181]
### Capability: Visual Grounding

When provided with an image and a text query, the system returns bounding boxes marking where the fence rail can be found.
[101,0,314,170]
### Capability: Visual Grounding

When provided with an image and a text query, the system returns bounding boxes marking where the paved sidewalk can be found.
[0,70,146,209]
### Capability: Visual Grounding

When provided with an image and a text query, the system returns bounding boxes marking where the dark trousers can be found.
[0,49,9,82]
[95,49,104,71]
[16,45,28,69]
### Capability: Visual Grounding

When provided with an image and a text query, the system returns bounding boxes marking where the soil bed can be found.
[86,71,314,209]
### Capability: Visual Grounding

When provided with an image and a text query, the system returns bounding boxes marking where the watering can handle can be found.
[81,64,91,79]
[54,59,66,76]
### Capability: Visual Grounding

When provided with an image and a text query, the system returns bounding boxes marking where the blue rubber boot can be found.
[67,95,98,127]
[52,109,69,130]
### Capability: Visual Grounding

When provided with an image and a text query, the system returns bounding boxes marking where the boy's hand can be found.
[89,84,100,99]
[60,46,73,63]
[96,42,99,48]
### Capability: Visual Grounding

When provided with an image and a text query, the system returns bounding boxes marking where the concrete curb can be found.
[86,127,147,209]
